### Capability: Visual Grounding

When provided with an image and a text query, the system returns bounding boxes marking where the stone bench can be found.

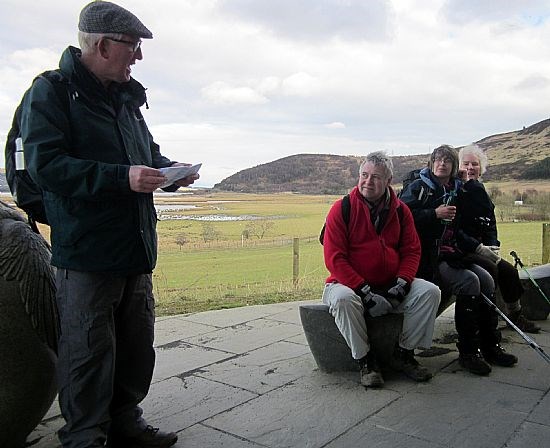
[300,294,457,373]
[301,264,550,373]
[515,264,550,321]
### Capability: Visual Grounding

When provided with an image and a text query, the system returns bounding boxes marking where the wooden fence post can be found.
[543,223,550,265]
[293,238,299,286]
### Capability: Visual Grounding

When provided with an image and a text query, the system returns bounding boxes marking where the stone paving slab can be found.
[527,390,550,426]
[185,318,303,355]
[204,373,401,448]
[368,372,544,448]
[28,299,550,448]
[195,341,315,394]
[176,423,264,447]
[323,421,444,448]
[505,421,550,448]
[154,316,219,347]
[141,376,258,433]
[153,341,235,382]
[181,303,293,327]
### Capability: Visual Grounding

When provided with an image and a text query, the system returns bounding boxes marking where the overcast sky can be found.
[1,0,549,187]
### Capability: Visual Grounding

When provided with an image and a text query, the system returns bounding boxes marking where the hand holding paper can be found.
[159,163,201,188]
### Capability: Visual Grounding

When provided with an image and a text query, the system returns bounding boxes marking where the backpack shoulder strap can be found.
[36,70,71,112]
[341,194,351,225]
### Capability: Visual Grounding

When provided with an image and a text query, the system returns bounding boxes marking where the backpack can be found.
[401,168,421,191]
[319,194,403,245]
[5,70,69,232]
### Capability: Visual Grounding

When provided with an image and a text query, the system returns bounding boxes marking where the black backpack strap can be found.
[319,193,352,245]
[341,194,351,225]
[37,70,71,112]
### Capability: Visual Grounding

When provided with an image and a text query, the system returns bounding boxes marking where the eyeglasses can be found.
[105,37,142,53]
[434,157,453,164]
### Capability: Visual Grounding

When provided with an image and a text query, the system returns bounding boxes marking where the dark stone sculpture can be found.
[0,201,59,448]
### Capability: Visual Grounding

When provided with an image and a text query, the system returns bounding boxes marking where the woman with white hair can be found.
[400,145,518,376]
[458,144,539,333]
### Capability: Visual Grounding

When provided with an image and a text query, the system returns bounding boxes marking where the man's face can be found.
[460,153,481,181]
[102,35,143,84]
[358,162,391,202]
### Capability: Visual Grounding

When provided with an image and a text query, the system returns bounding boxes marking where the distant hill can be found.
[214,118,550,194]
[2,118,549,196]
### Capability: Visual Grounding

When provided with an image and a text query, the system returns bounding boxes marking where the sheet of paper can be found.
[159,163,202,188]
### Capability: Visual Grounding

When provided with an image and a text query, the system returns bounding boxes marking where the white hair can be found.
[78,31,125,54]
[459,144,488,175]
[360,150,393,179]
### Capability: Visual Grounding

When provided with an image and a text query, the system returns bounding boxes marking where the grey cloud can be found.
[514,75,550,91]
[442,0,550,26]
[218,0,393,41]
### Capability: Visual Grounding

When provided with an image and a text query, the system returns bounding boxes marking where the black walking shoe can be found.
[390,345,432,382]
[359,351,384,388]
[481,344,518,367]
[108,425,178,448]
[507,310,540,334]
[458,351,492,375]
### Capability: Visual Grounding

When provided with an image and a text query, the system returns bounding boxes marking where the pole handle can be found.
[510,250,524,268]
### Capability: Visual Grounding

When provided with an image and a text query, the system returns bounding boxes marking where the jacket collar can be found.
[59,46,148,108]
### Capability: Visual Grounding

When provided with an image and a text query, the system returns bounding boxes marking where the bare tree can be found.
[175,233,188,250]
[201,222,221,242]
[245,219,275,239]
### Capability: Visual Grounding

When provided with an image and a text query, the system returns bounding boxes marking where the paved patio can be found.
[29,300,550,448]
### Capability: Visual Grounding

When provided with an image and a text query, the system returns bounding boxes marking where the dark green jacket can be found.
[21,46,174,275]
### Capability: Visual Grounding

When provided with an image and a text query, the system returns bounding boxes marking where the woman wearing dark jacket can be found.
[458,144,539,333]
[400,145,518,375]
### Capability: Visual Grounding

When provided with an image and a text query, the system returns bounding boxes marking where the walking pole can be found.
[509,251,550,307]
[480,293,550,365]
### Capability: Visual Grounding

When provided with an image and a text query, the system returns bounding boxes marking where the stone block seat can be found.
[515,264,550,321]
[301,263,550,373]
[300,293,456,373]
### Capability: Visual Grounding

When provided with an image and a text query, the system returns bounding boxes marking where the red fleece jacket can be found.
[323,186,421,290]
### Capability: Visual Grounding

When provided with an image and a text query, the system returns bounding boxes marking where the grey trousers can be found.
[55,270,156,448]
[438,261,495,297]
[322,279,441,360]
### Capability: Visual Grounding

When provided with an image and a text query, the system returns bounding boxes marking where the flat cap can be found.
[79,1,153,39]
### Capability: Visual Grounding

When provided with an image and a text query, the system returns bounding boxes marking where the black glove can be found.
[355,283,392,317]
[386,277,410,303]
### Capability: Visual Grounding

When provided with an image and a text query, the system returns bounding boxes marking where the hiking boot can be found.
[108,425,178,448]
[507,310,540,334]
[458,351,492,375]
[481,344,518,367]
[359,351,384,388]
[390,345,432,382]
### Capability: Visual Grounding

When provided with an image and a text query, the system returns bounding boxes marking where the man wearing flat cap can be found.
[20,1,195,447]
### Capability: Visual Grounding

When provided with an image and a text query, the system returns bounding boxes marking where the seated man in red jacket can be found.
[322,151,441,388]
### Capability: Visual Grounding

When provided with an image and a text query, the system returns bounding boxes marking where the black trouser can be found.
[56,270,156,448]
[455,294,500,354]
[439,261,500,354]
[464,255,524,305]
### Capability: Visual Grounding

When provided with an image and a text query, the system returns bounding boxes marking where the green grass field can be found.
[153,192,549,316]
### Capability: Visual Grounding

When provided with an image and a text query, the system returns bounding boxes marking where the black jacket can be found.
[457,179,499,246]
[400,168,479,280]
[21,46,174,275]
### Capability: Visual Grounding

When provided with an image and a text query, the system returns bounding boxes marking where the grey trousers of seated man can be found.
[322,279,441,360]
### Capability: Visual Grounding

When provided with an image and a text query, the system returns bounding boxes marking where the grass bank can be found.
[153,191,548,315]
